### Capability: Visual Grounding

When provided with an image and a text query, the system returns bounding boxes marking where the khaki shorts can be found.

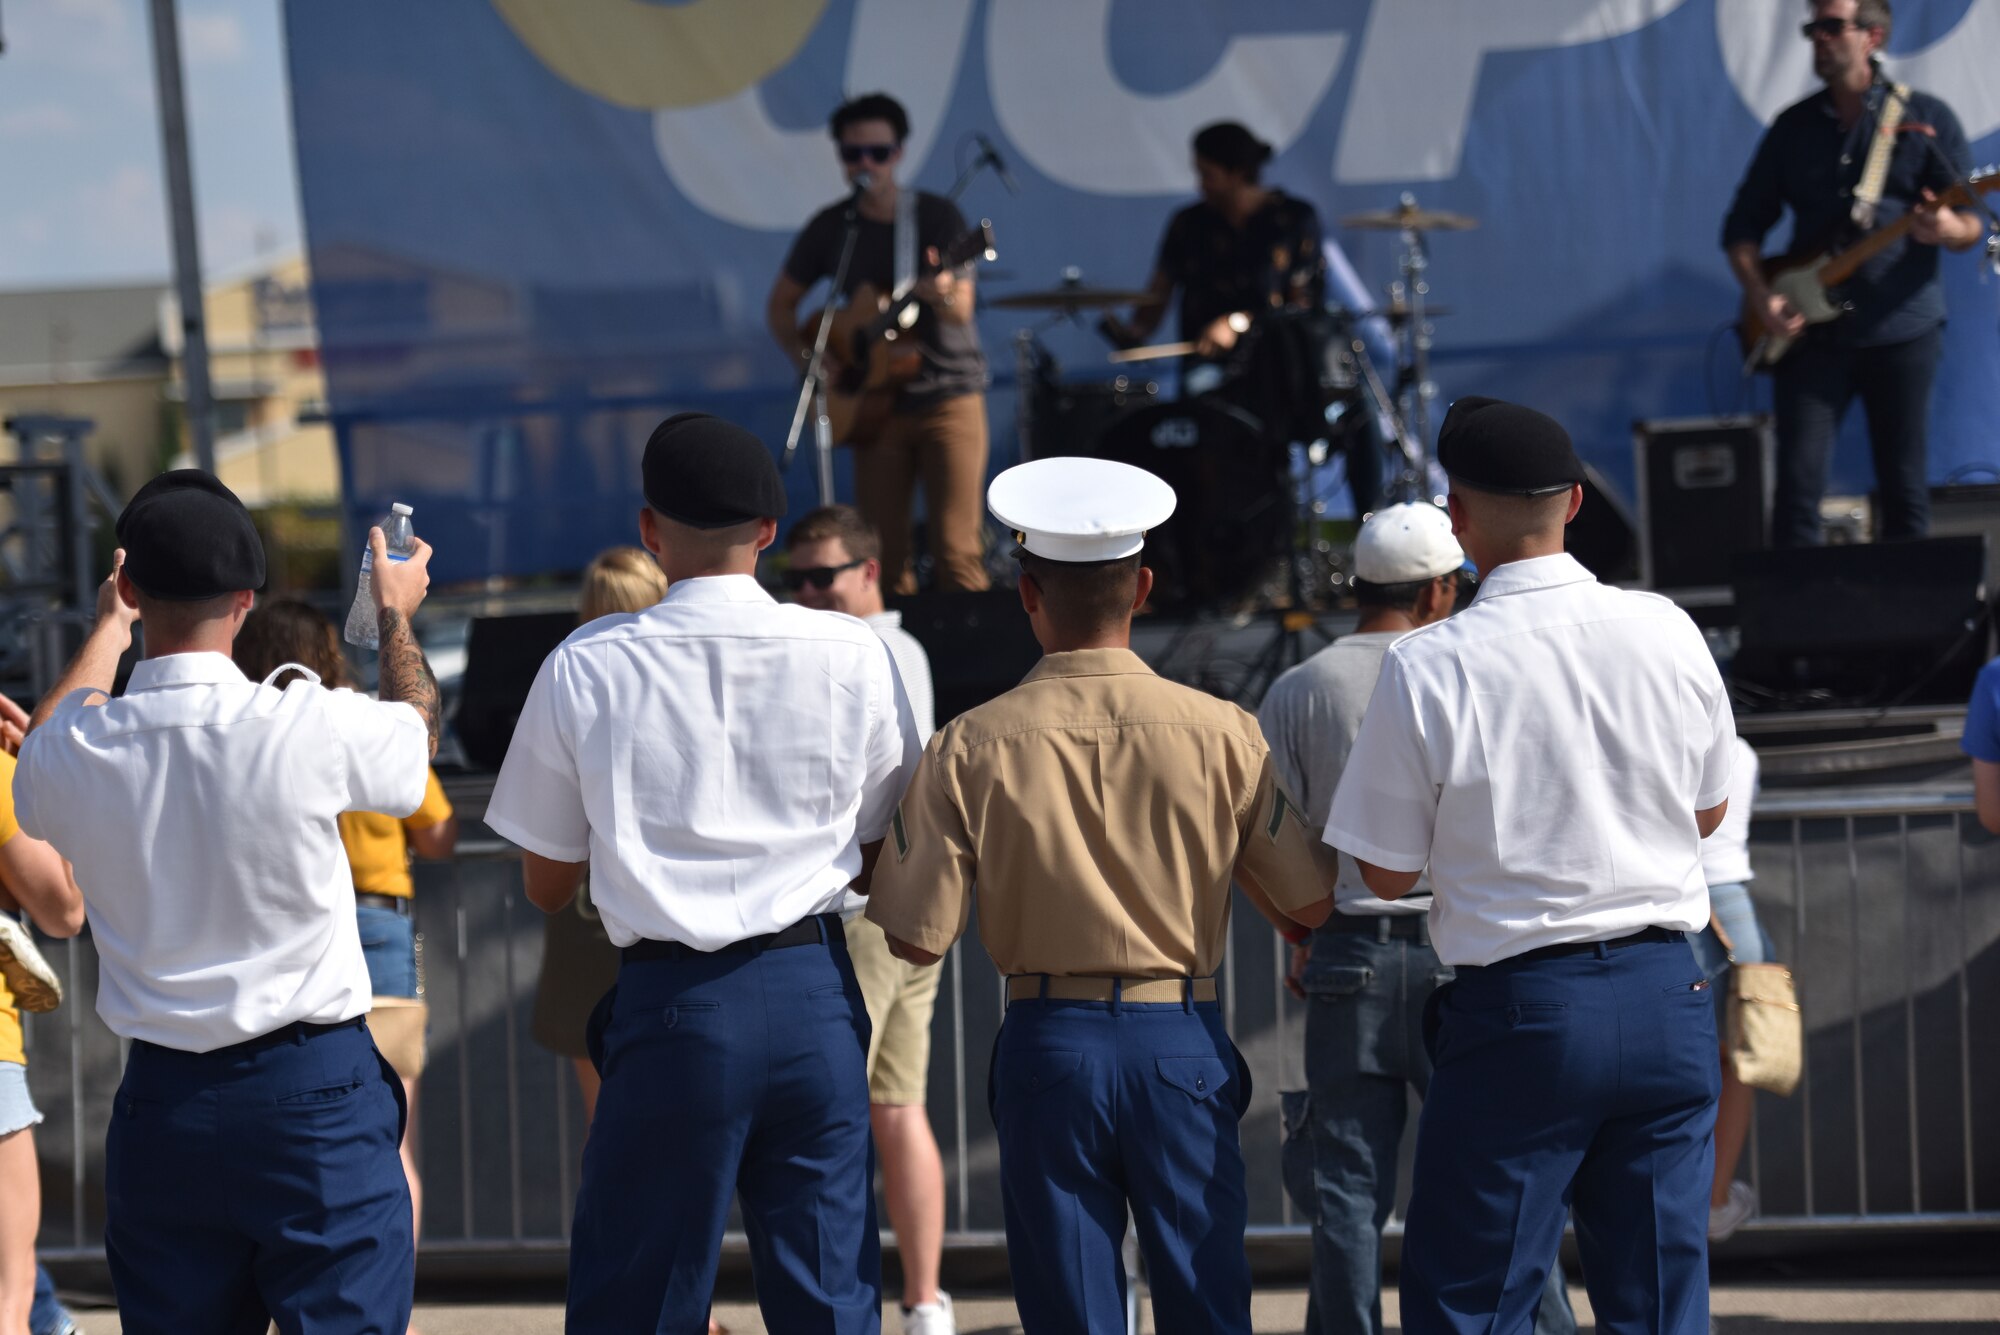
[368,997,428,1082]
[845,914,942,1106]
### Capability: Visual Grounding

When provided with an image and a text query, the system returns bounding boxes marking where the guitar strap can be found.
[1850,80,1911,231]
[892,184,919,302]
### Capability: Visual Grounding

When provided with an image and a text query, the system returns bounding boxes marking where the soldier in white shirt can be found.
[487,415,920,1333]
[1324,399,1735,1335]
[15,471,441,1335]
[783,504,954,1335]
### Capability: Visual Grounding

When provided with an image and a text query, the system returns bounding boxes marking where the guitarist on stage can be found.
[1722,0,1985,548]
[767,92,991,594]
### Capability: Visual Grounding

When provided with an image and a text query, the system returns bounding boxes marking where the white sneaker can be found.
[0,914,61,1013]
[902,1291,955,1335]
[1708,1180,1756,1242]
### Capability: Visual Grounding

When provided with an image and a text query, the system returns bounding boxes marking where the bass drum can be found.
[1093,398,1292,613]
[1024,375,1159,459]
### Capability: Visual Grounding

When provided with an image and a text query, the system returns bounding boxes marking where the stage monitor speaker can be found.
[1566,463,1638,584]
[1923,482,2000,591]
[1730,535,1991,709]
[453,610,576,771]
[1634,415,1771,592]
[890,589,1042,725]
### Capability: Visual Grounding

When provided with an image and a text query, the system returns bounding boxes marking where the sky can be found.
[0,0,301,289]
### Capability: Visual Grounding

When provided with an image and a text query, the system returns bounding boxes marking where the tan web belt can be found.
[1006,975,1218,1006]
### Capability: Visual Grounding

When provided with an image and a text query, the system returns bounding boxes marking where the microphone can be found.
[974,133,1020,196]
[844,170,874,215]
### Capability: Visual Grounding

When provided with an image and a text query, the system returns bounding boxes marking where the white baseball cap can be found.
[988,457,1177,563]
[1354,502,1465,584]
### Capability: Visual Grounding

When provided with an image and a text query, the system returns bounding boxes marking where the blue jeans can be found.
[1771,327,1940,547]
[1282,924,1576,1335]
[1401,937,1718,1335]
[31,1264,74,1335]
[1689,882,1771,1028]
[354,905,417,999]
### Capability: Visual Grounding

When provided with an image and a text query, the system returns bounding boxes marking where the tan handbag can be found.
[1711,913,1802,1097]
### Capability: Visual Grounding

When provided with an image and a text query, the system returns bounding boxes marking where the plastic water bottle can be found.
[344,503,415,649]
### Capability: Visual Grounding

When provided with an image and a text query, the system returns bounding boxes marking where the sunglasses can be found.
[784,557,865,591]
[839,144,897,165]
[1800,17,1868,38]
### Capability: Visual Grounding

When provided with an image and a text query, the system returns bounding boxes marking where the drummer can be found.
[1104,121,1327,397]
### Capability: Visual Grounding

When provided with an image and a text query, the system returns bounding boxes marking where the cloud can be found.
[0,105,83,139]
[27,0,144,76]
[182,10,248,66]
[77,164,168,263]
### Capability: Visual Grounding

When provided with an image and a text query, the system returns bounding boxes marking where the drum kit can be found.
[994,195,1477,617]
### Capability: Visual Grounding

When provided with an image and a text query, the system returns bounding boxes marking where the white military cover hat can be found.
[1354,501,1465,584]
[988,457,1177,563]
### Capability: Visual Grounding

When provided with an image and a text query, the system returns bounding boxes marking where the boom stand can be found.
[783,206,863,506]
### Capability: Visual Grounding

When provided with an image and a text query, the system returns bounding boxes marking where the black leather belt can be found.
[356,892,411,916]
[1465,925,1686,971]
[621,913,837,964]
[1320,912,1427,942]
[134,1015,367,1059]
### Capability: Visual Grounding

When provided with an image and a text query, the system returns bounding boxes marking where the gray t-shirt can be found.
[1257,631,1429,916]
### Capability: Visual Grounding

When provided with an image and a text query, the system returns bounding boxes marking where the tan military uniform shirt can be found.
[865,648,1333,977]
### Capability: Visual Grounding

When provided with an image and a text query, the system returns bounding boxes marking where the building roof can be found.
[0,283,169,386]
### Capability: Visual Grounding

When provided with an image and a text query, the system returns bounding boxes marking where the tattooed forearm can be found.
[377,608,442,757]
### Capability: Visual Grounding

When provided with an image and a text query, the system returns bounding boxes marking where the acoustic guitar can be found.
[1739,166,1996,369]
[799,219,997,446]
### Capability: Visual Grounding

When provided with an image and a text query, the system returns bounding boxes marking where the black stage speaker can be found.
[1924,482,2000,591]
[1567,463,1639,584]
[1634,415,1772,592]
[453,610,576,771]
[890,589,1043,725]
[1730,536,1991,709]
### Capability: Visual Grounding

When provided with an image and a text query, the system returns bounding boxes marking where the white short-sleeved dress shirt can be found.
[864,610,936,741]
[13,652,430,1052]
[843,610,934,918]
[1322,553,1735,967]
[486,574,921,951]
[1699,736,1760,889]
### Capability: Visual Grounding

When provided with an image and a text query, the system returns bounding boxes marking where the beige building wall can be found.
[164,253,341,507]
[0,377,167,496]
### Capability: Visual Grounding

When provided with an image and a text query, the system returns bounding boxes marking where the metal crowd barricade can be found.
[26,788,1999,1272]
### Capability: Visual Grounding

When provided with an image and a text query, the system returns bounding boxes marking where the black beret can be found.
[641,413,787,529]
[115,470,266,600]
[1435,396,1586,496]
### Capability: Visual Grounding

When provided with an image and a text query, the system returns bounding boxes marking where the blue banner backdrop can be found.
[285,0,2000,585]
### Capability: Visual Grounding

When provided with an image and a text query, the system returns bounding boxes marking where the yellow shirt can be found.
[339,769,453,899]
[865,649,1333,978]
[1,752,25,1065]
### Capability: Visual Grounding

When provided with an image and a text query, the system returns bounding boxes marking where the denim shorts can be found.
[1690,882,1772,1023]
[0,1059,42,1136]
[356,905,419,999]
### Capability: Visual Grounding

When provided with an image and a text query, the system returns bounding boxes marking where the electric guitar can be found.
[799,219,997,446]
[1739,166,1997,369]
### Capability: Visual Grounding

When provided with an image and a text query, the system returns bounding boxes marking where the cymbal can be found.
[1338,203,1479,232]
[990,285,1152,310]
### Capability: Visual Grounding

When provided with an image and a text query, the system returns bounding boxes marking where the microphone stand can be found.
[784,182,867,506]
